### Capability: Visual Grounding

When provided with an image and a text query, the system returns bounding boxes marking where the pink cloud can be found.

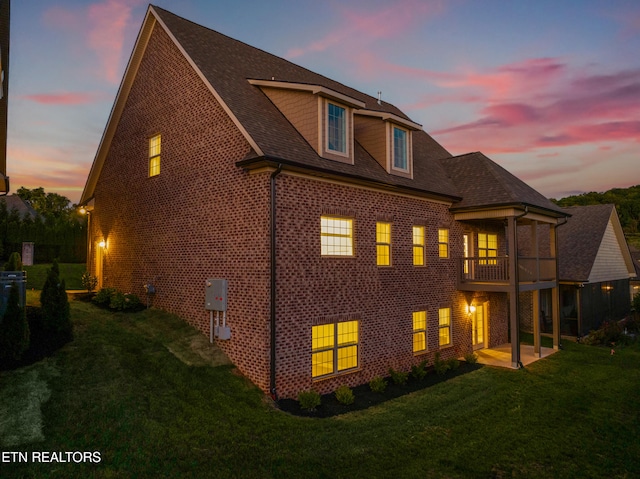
[286,0,445,59]
[43,0,145,84]
[23,92,104,105]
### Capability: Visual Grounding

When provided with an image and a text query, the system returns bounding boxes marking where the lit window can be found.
[312,321,359,378]
[438,228,449,258]
[413,311,427,353]
[376,222,391,266]
[439,307,451,347]
[413,226,425,266]
[478,233,498,265]
[393,126,407,170]
[149,134,161,177]
[327,102,346,154]
[321,216,353,256]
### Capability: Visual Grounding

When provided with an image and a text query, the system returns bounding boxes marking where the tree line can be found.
[0,187,87,264]
[552,184,640,236]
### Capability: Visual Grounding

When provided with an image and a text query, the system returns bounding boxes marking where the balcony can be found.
[459,256,557,292]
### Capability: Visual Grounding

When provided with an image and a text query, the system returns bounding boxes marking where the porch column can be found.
[550,224,561,349]
[532,289,541,357]
[507,215,520,367]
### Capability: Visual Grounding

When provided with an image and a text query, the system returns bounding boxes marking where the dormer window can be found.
[327,103,346,154]
[393,126,408,171]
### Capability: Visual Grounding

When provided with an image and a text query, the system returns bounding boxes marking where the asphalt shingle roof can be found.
[438,152,566,215]
[557,204,614,281]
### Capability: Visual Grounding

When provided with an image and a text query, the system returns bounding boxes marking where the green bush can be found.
[0,282,30,362]
[369,376,388,393]
[40,260,72,340]
[110,292,143,312]
[464,352,478,364]
[92,288,117,308]
[633,292,640,312]
[335,385,355,405]
[410,359,428,380]
[297,390,321,411]
[433,352,450,375]
[447,358,460,371]
[3,252,22,271]
[81,271,98,292]
[389,367,408,385]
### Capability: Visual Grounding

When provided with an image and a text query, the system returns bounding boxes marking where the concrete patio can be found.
[475,343,558,368]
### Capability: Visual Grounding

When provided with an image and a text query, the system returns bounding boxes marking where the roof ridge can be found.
[150,5,412,122]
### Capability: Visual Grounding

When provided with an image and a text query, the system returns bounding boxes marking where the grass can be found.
[23,263,85,290]
[1,302,639,478]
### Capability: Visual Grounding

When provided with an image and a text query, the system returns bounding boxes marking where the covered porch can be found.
[455,207,567,368]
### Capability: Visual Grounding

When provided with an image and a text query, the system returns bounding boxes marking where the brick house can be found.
[80,5,568,399]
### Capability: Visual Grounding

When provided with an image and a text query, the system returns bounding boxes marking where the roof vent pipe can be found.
[377,91,382,105]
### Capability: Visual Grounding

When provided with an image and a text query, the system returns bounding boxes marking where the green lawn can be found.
[23,263,86,290]
[1,302,639,478]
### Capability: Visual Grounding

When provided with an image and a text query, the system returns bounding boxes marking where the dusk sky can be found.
[7,0,640,204]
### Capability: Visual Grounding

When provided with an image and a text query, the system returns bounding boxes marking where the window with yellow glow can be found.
[413,226,425,266]
[148,134,161,177]
[438,307,451,347]
[413,311,427,353]
[478,233,498,265]
[321,216,353,256]
[376,222,391,266]
[438,228,449,258]
[312,321,359,378]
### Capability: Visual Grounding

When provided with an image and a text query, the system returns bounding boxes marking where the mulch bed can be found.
[277,362,483,418]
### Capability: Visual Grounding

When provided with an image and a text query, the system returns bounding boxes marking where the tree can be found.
[4,251,22,271]
[16,186,75,222]
[40,260,72,340]
[0,282,30,362]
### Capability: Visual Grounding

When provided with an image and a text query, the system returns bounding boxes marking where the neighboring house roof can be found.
[79,5,567,218]
[558,204,635,283]
[0,194,37,219]
[439,152,566,216]
[628,244,640,279]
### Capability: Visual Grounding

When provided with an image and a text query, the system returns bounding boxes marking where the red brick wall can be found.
[91,24,272,393]
[90,21,512,399]
[272,174,472,397]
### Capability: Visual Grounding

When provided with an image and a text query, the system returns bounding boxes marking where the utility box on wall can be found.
[205,278,227,311]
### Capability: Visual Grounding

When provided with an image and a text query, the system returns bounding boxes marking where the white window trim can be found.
[386,122,413,177]
[392,125,409,172]
[323,99,351,159]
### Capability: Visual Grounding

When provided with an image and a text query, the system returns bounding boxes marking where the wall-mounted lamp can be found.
[98,240,106,248]
[601,284,614,292]
[466,303,476,316]
[79,207,87,215]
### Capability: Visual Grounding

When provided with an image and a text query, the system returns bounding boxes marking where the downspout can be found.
[270,164,283,400]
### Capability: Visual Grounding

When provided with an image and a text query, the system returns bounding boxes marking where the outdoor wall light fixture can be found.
[98,240,106,248]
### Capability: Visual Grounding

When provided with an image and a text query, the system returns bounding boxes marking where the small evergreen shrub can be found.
[464,352,478,364]
[3,252,22,271]
[0,282,30,362]
[40,260,72,340]
[389,367,408,385]
[411,359,428,380]
[433,352,450,375]
[297,390,321,411]
[92,288,117,308]
[369,376,388,393]
[447,358,460,371]
[81,271,98,292]
[335,385,355,405]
